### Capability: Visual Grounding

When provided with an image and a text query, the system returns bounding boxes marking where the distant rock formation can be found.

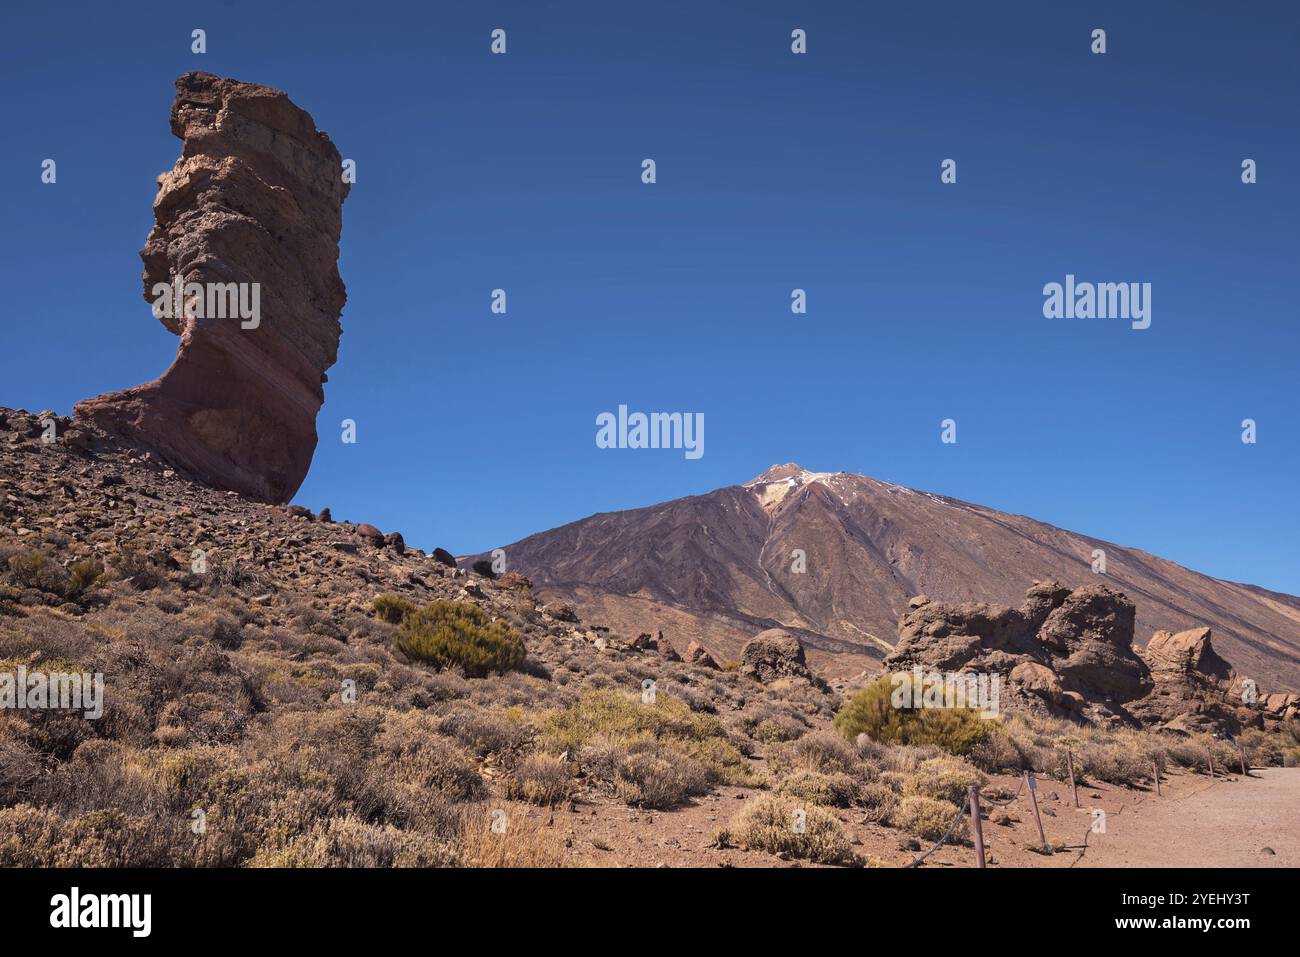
[74,72,349,503]
[885,581,1266,734]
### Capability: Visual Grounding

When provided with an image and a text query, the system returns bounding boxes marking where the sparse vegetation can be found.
[833,673,997,756]
[892,795,967,843]
[372,594,416,624]
[2,415,1297,871]
[721,794,857,866]
[395,600,526,677]
[505,753,573,806]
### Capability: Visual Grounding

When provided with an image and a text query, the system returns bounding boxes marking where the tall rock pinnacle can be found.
[74,72,349,503]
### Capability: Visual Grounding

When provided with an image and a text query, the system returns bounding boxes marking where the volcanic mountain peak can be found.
[744,463,855,510]
[483,464,1300,689]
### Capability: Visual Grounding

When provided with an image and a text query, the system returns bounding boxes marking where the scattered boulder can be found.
[544,601,579,622]
[355,524,384,548]
[384,531,406,555]
[1130,627,1258,734]
[496,572,532,592]
[741,629,812,684]
[653,632,683,662]
[316,507,333,523]
[685,641,719,669]
[1143,627,1231,680]
[430,547,457,568]
[471,559,498,579]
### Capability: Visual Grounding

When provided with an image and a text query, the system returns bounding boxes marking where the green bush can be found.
[395,601,526,677]
[833,673,997,756]
[372,594,416,625]
[68,560,104,598]
[541,690,755,790]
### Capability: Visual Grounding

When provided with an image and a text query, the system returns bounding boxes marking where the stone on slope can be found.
[74,72,350,504]
[741,628,813,684]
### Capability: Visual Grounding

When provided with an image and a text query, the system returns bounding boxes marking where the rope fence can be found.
[898,745,1245,869]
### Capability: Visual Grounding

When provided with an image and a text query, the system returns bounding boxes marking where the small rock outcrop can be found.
[1128,627,1260,734]
[741,628,814,684]
[74,72,350,504]
[685,640,720,670]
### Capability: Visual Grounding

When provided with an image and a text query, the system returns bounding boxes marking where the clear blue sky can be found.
[2,1,1297,593]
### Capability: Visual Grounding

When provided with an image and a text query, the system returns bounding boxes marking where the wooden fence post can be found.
[1066,749,1079,807]
[968,787,985,869]
[1238,746,1248,777]
[1152,759,1161,797]
[1025,771,1050,854]
[1207,751,1214,779]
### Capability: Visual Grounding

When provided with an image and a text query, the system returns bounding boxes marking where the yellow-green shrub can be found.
[833,674,997,756]
[372,594,416,624]
[395,601,525,677]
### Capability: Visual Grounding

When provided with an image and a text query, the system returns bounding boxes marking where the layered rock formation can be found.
[884,581,1268,734]
[74,72,349,503]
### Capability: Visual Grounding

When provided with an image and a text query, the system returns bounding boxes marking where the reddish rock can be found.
[544,601,579,622]
[685,641,719,669]
[657,636,683,663]
[384,531,406,555]
[741,628,812,683]
[431,547,457,568]
[355,523,384,547]
[73,72,350,504]
[1143,627,1232,680]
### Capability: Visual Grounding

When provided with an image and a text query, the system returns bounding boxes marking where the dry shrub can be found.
[610,740,712,808]
[505,753,573,806]
[857,782,899,823]
[371,594,416,625]
[396,601,526,677]
[0,805,186,867]
[908,756,986,805]
[0,737,43,804]
[892,795,967,843]
[834,673,998,756]
[771,730,862,777]
[722,794,857,866]
[775,769,859,807]
[540,690,754,788]
[752,714,808,743]
[452,805,570,868]
[438,708,531,757]
[249,816,453,867]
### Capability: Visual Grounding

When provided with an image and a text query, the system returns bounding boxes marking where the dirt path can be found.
[1076,768,1299,868]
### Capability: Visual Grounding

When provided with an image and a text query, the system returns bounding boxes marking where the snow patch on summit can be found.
[745,464,851,511]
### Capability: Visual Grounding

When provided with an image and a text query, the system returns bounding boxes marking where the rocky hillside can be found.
[476,464,1300,689]
[2,407,1296,869]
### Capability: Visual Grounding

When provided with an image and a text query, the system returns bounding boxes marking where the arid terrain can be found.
[2,407,1296,868]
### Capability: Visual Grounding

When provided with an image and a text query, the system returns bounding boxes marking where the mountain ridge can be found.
[471,463,1300,690]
